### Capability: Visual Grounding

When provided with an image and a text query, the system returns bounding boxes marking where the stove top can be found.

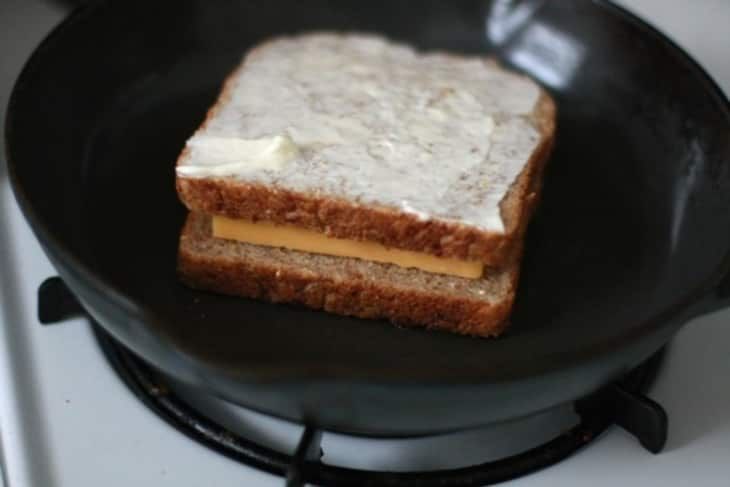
[2,1,730,486]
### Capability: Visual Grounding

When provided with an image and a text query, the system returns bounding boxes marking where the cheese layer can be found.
[212,216,484,279]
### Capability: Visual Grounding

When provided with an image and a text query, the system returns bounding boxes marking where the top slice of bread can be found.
[176,33,555,265]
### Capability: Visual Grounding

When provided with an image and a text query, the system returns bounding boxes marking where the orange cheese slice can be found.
[212,216,483,279]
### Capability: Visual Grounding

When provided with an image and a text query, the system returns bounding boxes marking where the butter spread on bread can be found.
[176,33,541,233]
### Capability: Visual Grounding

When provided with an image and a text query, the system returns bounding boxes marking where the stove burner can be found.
[39,276,669,487]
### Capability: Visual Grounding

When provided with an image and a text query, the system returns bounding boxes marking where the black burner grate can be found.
[40,276,668,487]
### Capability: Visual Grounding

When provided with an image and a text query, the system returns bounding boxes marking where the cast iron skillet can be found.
[6,0,730,436]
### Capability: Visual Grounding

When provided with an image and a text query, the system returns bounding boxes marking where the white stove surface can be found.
[1,1,729,486]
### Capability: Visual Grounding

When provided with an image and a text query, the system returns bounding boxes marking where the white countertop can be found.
[1,1,729,486]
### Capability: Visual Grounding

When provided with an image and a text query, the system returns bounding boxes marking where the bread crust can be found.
[175,39,556,265]
[178,213,521,337]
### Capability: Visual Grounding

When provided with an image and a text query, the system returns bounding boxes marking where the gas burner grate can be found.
[40,276,669,487]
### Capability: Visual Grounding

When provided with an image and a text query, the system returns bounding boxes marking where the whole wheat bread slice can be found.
[178,212,521,337]
[176,33,556,265]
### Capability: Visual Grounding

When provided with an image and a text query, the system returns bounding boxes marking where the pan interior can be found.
[8,0,730,384]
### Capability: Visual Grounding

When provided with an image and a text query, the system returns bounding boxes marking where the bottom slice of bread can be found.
[178,212,521,337]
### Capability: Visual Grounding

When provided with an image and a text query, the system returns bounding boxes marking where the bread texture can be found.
[178,213,520,337]
[176,33,556,265]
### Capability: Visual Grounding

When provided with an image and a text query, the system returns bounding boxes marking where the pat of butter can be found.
[212,216,484,279]
[177,134,299,177]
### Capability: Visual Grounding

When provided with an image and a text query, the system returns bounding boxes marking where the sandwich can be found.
[175,33,555,337]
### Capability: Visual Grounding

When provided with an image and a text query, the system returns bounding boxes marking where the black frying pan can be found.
[6,0,730,436]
